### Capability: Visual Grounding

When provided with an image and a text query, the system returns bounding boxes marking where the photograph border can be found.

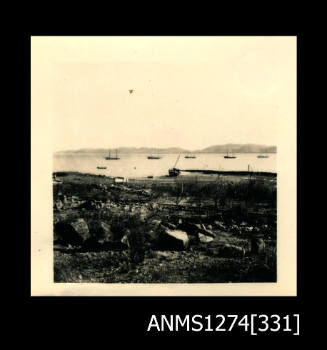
[29,34,298,298]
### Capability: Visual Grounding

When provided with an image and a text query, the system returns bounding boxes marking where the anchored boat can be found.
[105,149,120,160]
[168,155,181,176]
[147,149,161,159]
[224,150,236,159]
[168,168,181,176]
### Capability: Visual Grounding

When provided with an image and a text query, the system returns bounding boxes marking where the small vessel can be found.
[105,149,120,160]
[147,149,161,159]
[224,150,236,159]
[185,154,196,159]
[168,155,181,177]
[168,168,181,176]
[257,154,269,158]
[97,166,107,169]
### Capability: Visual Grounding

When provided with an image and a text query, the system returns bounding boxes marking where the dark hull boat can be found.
[168,155,181,177]
[147,156,161,159]
[224,150,236,159]
[185,155,196,158]
[168,168,180,176]
[257,155,269,158]
[105,150,120,160]
[97,166,107,169]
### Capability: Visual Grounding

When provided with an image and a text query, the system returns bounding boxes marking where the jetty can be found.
[178,169,277,177]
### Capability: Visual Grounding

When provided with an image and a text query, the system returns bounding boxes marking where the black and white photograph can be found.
[31,36,296,295]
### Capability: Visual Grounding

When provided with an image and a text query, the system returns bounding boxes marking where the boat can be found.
[147,149,161,159]
[224,150,236,159]
[168,155,181,176]
[168,168,181,176]
[185,154,196,159]
[257,155,269,158]
[105,149,120,160]
[97,166,107,169]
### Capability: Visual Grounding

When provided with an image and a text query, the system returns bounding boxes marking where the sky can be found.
[32,36,296,152]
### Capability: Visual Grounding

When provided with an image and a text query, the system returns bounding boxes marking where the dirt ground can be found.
[53,172,277,283]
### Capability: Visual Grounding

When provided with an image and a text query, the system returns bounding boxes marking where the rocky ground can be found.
[53,172,277,283]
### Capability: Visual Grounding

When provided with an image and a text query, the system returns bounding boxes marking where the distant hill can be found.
[195,144,277,154]
[56,147,190,154]
[56,144,276,154]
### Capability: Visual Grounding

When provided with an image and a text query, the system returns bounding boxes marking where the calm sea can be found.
[53,153,276,178]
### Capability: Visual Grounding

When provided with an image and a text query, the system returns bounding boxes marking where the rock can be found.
[110,222,127,242]
[214,221,226,230]
[54,218,90,246]
[230,224,241,234]
[145,229,161,243]
[261,225,269,232]
[101,240,128,251]
[144,222,165,245]
[82,237,101,251]
[198,233,214,243]
[54,200,63,211]
[219,244,245,258]
[161,222,176,230]
[201,228,215,238]
[150,219,162,228]
[78,200,97,210]
[178,222,200,237]
[88,221,113,243]
[117,262,129,273]
[121,234,129,247]
[154,251,171,260]
[70,219,90,239]
[250,238,266,255]
[157,229,189,251]
[178,221,214,238]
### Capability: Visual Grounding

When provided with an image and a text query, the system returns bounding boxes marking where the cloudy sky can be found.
[32,36,296,152]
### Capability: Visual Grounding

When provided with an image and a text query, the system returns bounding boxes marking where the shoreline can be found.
[181,169,276,177]
[53,170,277,183]
[55,151,277,155]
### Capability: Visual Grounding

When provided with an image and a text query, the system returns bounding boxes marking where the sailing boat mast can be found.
[147,147,162,159]
[105,148,120,160]
[169,154,181,176]
[224,148,236,159]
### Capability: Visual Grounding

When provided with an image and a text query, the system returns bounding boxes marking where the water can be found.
[53,153,276,178]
